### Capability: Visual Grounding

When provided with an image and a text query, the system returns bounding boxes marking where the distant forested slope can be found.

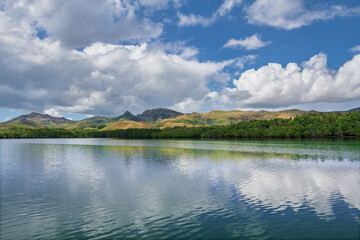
[1,112,359,139]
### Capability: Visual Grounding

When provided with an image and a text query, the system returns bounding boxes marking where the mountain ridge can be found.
[2,107,358,130]
[5,112,73,125]
[136,108,183,122]
[111,111,142,122]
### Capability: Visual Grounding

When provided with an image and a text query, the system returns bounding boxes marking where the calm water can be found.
[1,138,359,239]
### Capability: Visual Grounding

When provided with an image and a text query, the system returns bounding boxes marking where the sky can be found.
[0,0,359,121]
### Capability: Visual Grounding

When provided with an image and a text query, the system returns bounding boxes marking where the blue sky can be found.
[0,0,359,121]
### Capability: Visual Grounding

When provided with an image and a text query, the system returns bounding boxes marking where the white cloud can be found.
[177,12,215,27]
[177,0,243,27]
[351,45,360,52]
[171,98,201,113]
[223,34,271,50]
[44,108,63,118]
[1,1,253,116]
[0,5,359,115]
[170,53,360,111]
[1,0,359,116]
[138,0,184,9]
[232,55,258,69]
[245,0,360,30]
[2,0,163,48]
[0,6,237,116]
[215,0,243,17]
[221,53,360,108]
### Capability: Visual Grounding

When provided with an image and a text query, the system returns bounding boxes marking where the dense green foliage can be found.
[137,108,183,122]
[0,128,86,139]
[112,111,142,122]
[8,112,72,125]
[1,112,359,139]
[99,108,184,123]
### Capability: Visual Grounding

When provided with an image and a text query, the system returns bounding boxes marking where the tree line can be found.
[0,112,359,139]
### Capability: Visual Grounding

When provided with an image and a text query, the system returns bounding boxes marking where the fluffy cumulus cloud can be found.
[44,108,64,118]
[223,34,271,50]
[0,36,230,115]
[170,53,360,111]
[1,0,360,117]
[219,53,360,108]
[178,0,243,27]
[72,42,232,114]
[2,0,164,48]
[0,0,235,115]
[245,0,360,30]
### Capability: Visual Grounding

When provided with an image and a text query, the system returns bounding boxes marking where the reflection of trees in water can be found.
[101,144,356,162]
[68,144,360,217]
[2,140,359,239]
[95,145,360,217]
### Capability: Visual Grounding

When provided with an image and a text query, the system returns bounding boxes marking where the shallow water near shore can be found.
[1,138,359,239]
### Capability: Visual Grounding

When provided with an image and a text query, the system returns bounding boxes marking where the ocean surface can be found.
[1,138,359,239]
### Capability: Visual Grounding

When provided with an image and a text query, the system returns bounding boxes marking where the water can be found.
[1,138,359,239]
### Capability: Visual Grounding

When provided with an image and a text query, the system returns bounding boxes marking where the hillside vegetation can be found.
[139,108,183,122]
[0,121,45,129]
[101,121,150,130]
[1,108,292,130]
[1,112,359,139]
[155,109,307,128]
[56,108,184,129]
[1,108,359,133]
[6,112,72,126]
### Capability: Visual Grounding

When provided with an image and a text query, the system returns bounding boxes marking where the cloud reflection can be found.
[1,139,359,239]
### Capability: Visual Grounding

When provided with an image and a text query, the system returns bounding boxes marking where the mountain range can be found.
[1,107,359,130]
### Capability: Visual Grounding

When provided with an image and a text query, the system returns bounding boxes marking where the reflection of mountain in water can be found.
[102,143,359,162]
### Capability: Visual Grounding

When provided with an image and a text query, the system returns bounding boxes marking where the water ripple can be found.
[1,139,359,239]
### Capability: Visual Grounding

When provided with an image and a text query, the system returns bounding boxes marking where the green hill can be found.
[137,108,184,122]
[2,107,357,130]
[83,116,108,121]
[155,109,308,128]
[0,120,45,129]
[347,107,360,112]
[6,112,73,126]
[101,120,150,130]
[112,111,142,122]
[63,115,113,129]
